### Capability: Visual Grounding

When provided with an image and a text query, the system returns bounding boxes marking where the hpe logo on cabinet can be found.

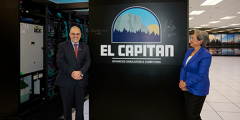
[34,26,41,33]
[112,6,161,43]
[101,6,174,60]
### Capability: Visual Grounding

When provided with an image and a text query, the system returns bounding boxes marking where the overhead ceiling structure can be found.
[49,0,89,10]
[46,0,240,33]
[189,0,240,33]
[48,0,89,18]
[49,0,88,4]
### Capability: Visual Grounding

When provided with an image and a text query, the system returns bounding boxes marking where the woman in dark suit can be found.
[179,29,212,120]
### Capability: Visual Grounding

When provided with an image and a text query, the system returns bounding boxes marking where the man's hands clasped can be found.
[71,71,82,80]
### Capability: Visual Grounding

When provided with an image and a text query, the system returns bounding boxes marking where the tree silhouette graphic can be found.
[113,28,160,42]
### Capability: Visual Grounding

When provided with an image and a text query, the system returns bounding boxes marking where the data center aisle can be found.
[70,99,89,120]
[201,57,240,120]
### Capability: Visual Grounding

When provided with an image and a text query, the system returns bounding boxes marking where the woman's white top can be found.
[186,56,192,65]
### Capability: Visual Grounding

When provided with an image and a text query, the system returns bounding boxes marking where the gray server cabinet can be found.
[20,23,43,75]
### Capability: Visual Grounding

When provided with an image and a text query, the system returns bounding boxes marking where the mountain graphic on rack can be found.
[112,7,161,43]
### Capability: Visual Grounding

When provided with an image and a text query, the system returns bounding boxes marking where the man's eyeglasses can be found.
[70,33,81,36]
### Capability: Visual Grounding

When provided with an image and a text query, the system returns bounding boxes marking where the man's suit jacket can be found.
[55,40,91,88]
[180,47,212,96]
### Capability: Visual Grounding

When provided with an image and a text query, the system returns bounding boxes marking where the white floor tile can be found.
[212,76,229,79]
[217,90,240,97]
[71,111,89,120]
[208,102,240,112]
[225,96,240,104]
[209,89,222,96]
[70,100,89,120]
[217,112,240,120]
[231,73,240,76]
[216,72,231,74]
[235,103,240,108]
[224,83,240,87]
[84,99,89,114]
[210,82,226,86]
[200,111,222,120]
[222,74,239,77]
[218,79,239,83]
[202,102,214,111]
[84,113,89,120]
[72,110,76,120]
[231,86,240,91]
[229,77,240,80]
[209,72,220,75]
[209,79,221,82]
[233,80,240,83]
[236,104,240,108]
[211,86,235,91]
[206,95,231,103]
[209,87,215,90]
[210,74,224,77]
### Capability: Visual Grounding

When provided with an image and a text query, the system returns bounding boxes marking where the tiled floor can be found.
[71,99,89,120]
[58,99,89,120]
[73,56,240,120]
[201,57,240,120]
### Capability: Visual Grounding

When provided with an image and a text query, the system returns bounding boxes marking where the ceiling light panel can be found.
[200,0,223,6]
[189,17,194,20]
[75,9,89,11]
[220,16,236,20]
[219,26,228,28]
[209,21,221,23]
[49,0,89,4]
[229,24,240,26]
[189,11,205,15]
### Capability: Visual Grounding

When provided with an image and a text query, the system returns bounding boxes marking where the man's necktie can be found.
[74,44,78,58]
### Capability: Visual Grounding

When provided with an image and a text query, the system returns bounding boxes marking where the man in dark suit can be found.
[55,26,91,120]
